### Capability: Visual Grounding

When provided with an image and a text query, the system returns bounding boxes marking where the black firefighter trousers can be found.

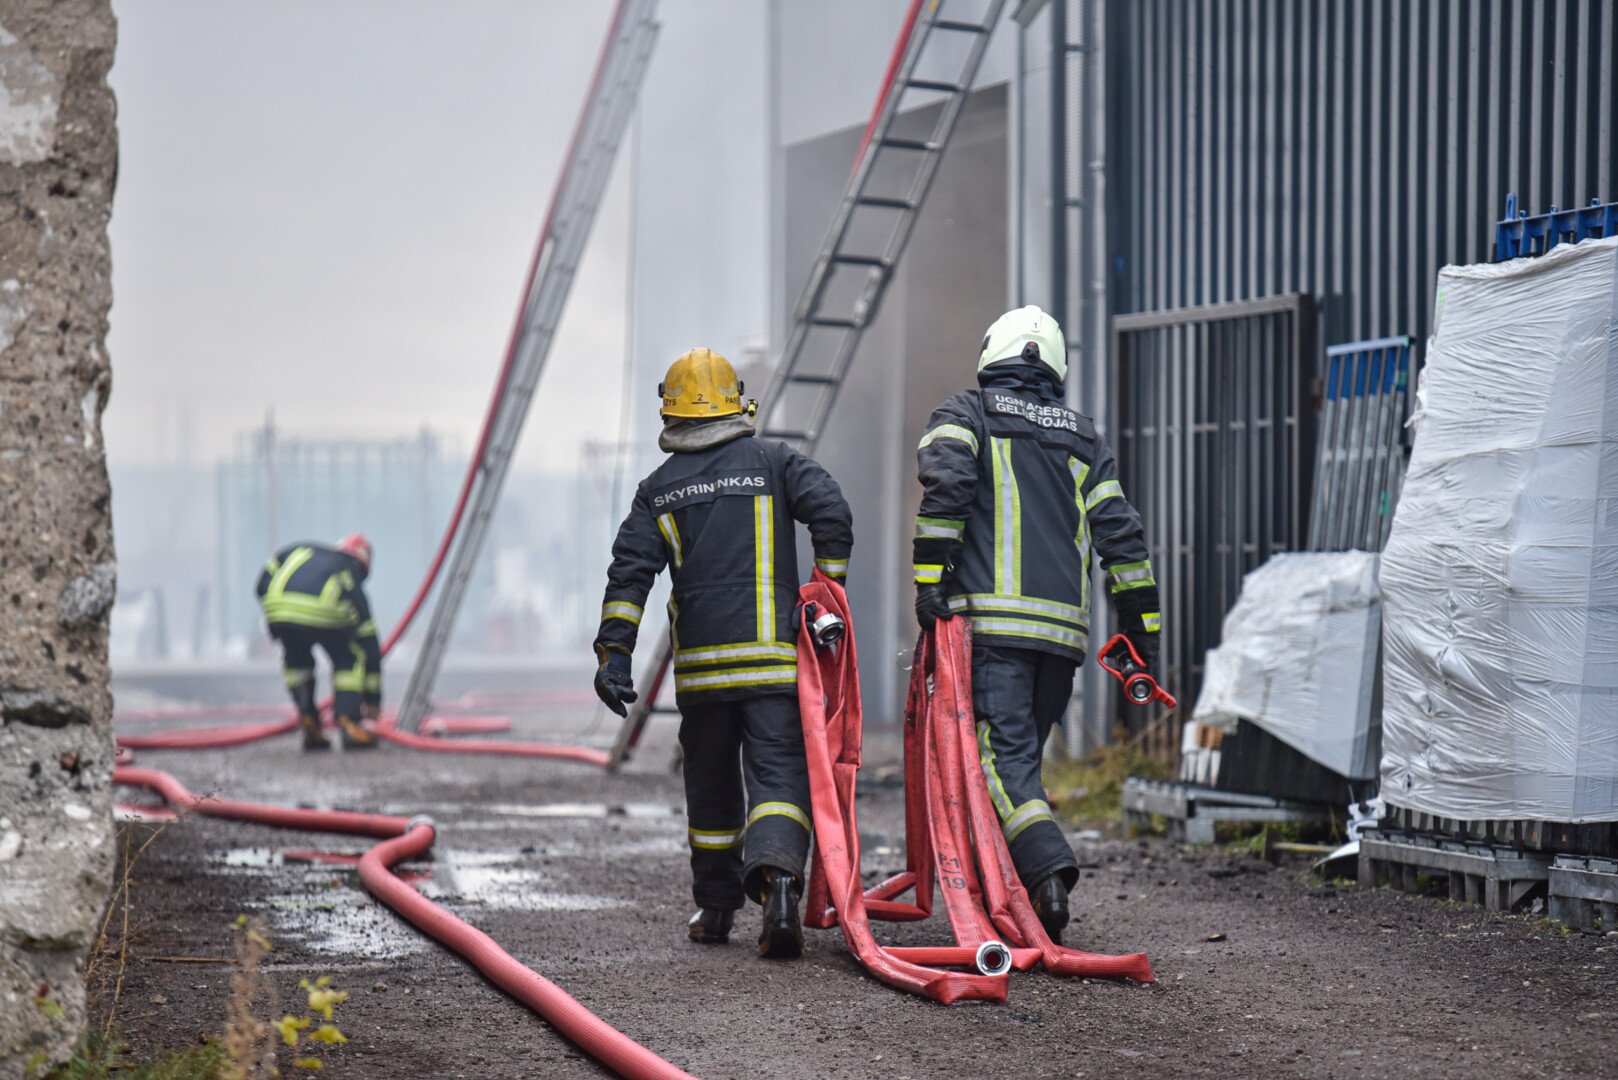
[971,643,1081,893]
[270,623,366,721]
[678,692,812,912]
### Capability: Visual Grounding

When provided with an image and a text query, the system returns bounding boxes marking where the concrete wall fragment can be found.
[0,2,118,1076]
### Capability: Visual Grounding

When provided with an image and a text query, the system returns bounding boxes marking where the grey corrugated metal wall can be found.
[1104,0,1618,346]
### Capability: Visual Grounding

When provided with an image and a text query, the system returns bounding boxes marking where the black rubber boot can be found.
[299,713,331,752]
[687,908,735,944]
[757,867,804,959]
[291,683,329,751]
[1030,872,1070,944]
[337,716,379,750]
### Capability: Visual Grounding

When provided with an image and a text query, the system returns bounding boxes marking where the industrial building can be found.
[623,0,1618,753]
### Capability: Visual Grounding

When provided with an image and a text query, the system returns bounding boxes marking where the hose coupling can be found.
[405,814,438,845]
[974,939,1013,978]
[811,610,846,649]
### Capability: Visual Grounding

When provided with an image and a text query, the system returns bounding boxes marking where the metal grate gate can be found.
[1111,294,1315,762]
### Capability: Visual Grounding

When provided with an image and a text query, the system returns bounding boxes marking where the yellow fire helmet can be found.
[659,347,748,419]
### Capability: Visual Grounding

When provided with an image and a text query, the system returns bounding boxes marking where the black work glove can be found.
[593,648,638,718]
[915,584,953,633]
[790,600,814,634]
[1123,630,1160,681]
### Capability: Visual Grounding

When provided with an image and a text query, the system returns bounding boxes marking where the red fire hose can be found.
[799,574,1155,986]
[794,574,1009,1003]
[113,765,698,1080]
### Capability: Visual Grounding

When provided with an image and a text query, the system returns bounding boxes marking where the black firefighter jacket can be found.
[255,543,382,700]
[913,371,1161,661]
[595,433,853,704]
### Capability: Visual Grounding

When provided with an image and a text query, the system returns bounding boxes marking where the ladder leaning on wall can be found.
[607,0,1007,769]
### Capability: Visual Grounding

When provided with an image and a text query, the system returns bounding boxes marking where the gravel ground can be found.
[104,707,1618,1080]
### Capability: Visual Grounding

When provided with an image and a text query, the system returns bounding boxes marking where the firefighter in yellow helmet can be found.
[593,348,853,958]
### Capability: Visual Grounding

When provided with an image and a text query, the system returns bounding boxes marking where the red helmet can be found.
[336,533,372,570]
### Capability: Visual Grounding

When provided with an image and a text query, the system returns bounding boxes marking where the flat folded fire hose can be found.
[795,572,1154,1000]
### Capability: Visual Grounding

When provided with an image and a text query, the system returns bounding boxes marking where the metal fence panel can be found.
[1112,294,1314,760]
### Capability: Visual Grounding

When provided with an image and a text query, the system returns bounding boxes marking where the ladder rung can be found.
[880,136,938,152]
[907,78,964,93]
[933,19,989,33]
[788,374,838,386]
[809,316,859,329]
[832,253,890,267]
[856,194,916,210]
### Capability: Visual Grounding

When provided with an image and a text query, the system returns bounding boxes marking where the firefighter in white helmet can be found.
[912,306,1162,943]
[593,348,853,958]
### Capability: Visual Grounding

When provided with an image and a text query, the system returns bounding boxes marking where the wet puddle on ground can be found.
[211,844,629,958]
[419,851,630,913]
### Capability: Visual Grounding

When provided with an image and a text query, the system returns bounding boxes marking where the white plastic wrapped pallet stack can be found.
[1380,236,1618,823]
[1191,551,1382,781]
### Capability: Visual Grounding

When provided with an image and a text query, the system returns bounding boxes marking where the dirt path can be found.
[107,713,1618,1080]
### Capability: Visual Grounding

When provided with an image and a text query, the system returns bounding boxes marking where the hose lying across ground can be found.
[112,577,1152,1078]
[113,766,700,1080]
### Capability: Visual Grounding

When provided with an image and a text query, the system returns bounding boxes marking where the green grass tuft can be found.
[41,1032,228,1080]
[1043,743,1168,825]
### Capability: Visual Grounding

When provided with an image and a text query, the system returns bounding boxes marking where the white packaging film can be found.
[1192,551,1383,781]
[1379,236,1618,823]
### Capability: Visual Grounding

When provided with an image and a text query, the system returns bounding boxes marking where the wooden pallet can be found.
[1358,832,1552,911]
[1121,776,1334,845]
[1548,855,1618,932]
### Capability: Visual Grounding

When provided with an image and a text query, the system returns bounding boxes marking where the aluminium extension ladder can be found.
[395,0,660,733]
[608,0,1007,769]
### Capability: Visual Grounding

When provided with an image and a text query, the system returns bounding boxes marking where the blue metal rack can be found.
[1495,193,1618,261]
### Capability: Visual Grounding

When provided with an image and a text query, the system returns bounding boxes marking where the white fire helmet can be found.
[977,305,1067,382]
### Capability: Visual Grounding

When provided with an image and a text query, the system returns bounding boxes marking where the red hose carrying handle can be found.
[113,765,699,1080]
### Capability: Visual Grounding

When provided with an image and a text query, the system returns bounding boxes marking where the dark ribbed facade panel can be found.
[1105,0,1618,346]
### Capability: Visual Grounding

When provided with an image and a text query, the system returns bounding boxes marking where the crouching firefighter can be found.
[592,347,853,959]
[255,535,383,751]
[913,306,1161,944]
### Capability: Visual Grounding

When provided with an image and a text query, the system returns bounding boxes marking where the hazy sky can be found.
[105,0,631,472]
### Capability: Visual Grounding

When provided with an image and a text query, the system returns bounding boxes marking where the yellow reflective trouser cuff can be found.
[746,801,811,832]
[689,826,744,850]
[1142,612,1162,633]
[1002,799,1055,842]
[333,643,366,692]
[284,668,314,688]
